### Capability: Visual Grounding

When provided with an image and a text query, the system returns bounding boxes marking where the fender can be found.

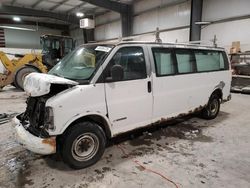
[54,112,113,137]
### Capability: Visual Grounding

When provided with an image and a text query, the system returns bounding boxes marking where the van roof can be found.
[84,41,225,51]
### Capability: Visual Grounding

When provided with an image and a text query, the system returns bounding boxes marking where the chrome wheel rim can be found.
[71,133,99,161]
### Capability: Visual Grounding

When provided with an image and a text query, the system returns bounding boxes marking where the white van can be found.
[13,42,231,169]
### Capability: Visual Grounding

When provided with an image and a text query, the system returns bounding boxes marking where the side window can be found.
[105,47,147,81]
[195,50,227,72]
[152,48,176,76]
[175,49,196,74]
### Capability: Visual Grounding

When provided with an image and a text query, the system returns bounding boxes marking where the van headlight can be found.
[45,107,55,130]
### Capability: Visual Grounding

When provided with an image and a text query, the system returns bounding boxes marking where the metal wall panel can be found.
[95,12,120,26]
[4,25,61,49]
[133,1,190,34]
[94,0,190,40]
[202,0,250,21]
[201,18,250,52]
[94,21,122,41]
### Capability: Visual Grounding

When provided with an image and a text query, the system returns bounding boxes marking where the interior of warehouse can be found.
[0,0,250,188]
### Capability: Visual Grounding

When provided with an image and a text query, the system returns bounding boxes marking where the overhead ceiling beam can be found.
[50,0,69,11]
[0,5,79,25]
[31,0,42,8]
[67,2,87,14]
[81,0,129,13]
[80,0,132,37]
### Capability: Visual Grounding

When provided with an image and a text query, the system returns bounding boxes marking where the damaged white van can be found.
[13,42,231,169]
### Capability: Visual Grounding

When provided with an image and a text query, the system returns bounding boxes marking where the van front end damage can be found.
[12,72,79,155]
[13,115,56,155]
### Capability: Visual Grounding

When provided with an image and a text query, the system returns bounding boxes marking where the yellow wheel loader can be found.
[0,34,74,90]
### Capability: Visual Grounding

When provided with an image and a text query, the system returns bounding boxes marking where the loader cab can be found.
[40,35,74,69]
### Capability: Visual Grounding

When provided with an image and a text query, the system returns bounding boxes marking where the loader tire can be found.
[14,66,39,90]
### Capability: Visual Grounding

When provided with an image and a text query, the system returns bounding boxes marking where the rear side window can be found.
[175,49,196,73]
[152,48,175,76]
[195,50,227,72]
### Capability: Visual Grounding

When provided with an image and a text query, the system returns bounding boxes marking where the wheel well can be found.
[63,115,112,139]
[212,89,223,101]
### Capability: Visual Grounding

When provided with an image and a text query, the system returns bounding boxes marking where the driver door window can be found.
[105,47,147,81]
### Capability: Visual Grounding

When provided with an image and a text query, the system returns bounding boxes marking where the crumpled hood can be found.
[24,73,78,97]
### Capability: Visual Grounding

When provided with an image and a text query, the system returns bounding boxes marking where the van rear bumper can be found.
[12,115,56,155]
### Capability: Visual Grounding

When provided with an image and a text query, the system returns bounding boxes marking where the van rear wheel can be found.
[201,94,220,120]
[61,121,106,169]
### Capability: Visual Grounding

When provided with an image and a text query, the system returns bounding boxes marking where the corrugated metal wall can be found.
[94,0,190,42]
[201,0,250,52]
[93,0,250,52]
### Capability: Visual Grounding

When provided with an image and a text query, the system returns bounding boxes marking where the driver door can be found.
[103,46,153,135]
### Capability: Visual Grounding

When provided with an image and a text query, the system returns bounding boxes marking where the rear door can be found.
[150,47,196,122]
[103,46,153,135]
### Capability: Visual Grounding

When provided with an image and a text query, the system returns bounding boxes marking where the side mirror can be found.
[106,65,124,82]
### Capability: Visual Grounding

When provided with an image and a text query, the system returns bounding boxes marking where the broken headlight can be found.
[45,107,55,131]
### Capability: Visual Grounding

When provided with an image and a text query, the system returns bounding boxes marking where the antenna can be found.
[155,27,162,43]
[211,35,218,47]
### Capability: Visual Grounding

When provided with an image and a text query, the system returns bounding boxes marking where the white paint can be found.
[14,42,232,156]
[201,18,250,52]
[13,117,56,155]
[80,18,95,29]
[46,84,109,136]
[23,73,78,97]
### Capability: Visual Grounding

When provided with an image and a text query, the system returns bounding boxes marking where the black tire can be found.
[14,66,39,90]
[201,94,220,120]
[61,121,106,169]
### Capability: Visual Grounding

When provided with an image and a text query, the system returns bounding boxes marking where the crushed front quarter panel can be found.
[24,73,78,97]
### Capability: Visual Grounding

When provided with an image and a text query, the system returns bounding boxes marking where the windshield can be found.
[49,45,112,81]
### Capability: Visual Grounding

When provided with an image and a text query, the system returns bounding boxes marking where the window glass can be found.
[105,47,147,81]
[153,48,175,76]
[176,50,195,73]
[195,50,225,72]
[64,38,73,54]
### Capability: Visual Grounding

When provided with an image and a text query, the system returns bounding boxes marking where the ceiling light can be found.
[195,21,211,25]
[0,26,36,31]
[13,17,21,22]
[76,12,84,17]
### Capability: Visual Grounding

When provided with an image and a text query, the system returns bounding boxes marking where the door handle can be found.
[147,81,152,93]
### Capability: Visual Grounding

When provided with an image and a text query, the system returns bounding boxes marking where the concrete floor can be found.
[0,86,250,188]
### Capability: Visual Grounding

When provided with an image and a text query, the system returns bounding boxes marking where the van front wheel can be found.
[201,94,220,120]
[61,121,106,169]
